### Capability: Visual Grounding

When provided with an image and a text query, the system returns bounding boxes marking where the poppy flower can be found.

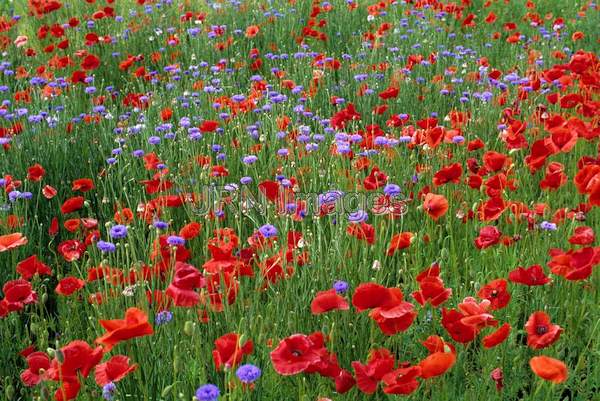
[352,348,395,393]
[508,265,550,286]
[212,333,253,370]
[94,355,137,386]
[270,334,322,375]
[387,232,414,256]
[47,340,104,380]
[60,196,85,214]
[55,277,85,296]
[81,54,100,70]
[477,279,510,310]
[433,163,463,186]
[311,289,349,314]
[381,366,421,395]
[474,226,501,249]
[547,247,600,281]
[529,356,568,384]
[95,307,154,351]
[42,185,58,199]
[245,25,260,38]
[418,351,456,379]
[179,222,202,239]
[165,262,203,307]
[20,351,50,386]
[72,178,94,192]
[57,240,86,262]
[27,164,46,182]
[482,323,511,348]
[0,232,28,252]
[441,309,477,344]
[568,226,595,245]
[346,222,376,244]
[422,193,448,221]
[412,265,452,307]
[525,312,562,349]
[352,283,392,311]
[16,255,52,280]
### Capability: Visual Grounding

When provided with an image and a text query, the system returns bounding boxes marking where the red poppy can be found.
[352,348,395,394]
[57,240,86,262]
[433,163,463,186]
[270,334,322,375]
[458,297,497,330]
[47,340,104,380]
[55,277,85,296]
[529,356,568,384]
[199,120,219,132]
[441,309,477,344]
[42,185,58,199]
[311,289,349,314]
[412,264,452,307]
[60,196,85,214]
[16,255,52,280]
[179,221,202,239]
[94,355,138,386]
[165,262,203,307]
[0,232,28,252]
[418,351,456,379]
[387,232,414,256]
[346,222,376,244]
[212,332,253,370]
[381,366,421,395]
[547,247,600,281]
[363,167,388,190]
[508,265,550,286]
[422,193,448,221]
[568,226,595,245]
[95,307,154,351]
[482,323,511,348]
[245,25,260,38]
[525,311,562,349]
[81,54,100,70]
[20,351,50,386]
[477,279,510,310]
[72,178,94,192]
[27,164,46,182]
[474,226,501,249]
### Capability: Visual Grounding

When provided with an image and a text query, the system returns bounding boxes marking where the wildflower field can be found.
[0,0,599,400]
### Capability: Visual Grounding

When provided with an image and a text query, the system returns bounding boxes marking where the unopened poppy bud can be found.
[84,200,91,208]
[161,384,174,398]
[46,348,56,358]
[440,247,449,260]
[41,292,48,305]
[55,350,65,363]
[4,384,14,400]
[183,320,195,336]
[173,355,181,373]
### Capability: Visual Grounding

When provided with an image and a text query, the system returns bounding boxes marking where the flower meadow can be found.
[0,0,599,400]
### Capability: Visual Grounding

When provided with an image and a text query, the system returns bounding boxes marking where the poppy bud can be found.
[161,384,174,398]
[184,320,195,336]
[173,354,181,373]
[4,384,14,400]
[46,348,56,358]
[41,292,48,305]
[55,350,65,363]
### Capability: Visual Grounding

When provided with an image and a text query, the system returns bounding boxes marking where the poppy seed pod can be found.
[184,320,195,336]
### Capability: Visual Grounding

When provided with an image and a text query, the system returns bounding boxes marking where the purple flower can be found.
[97,241,116,253]
[348,210,368,223]
[109,225,128,239]
[383,184,401,197]
[240,176,252,185]
[242,155,258,164]
[102,382,116,401]
[195,384,220,401]
[540,221,557,231]
[333,280,349,294]
[167,235,185,246]
[236,364,261,384]
[155,310,173,325]
[153,221,169,230]
[258,224,277,238]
